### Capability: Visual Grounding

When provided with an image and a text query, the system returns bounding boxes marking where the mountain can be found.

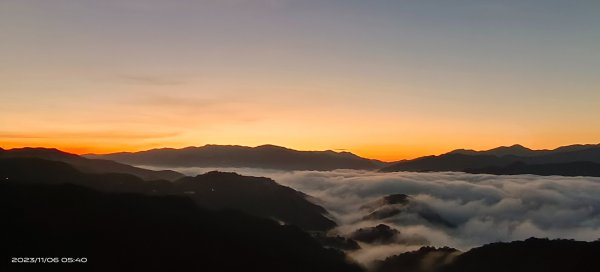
[374,238,600,272]
[0,181,362,272]
[381,143,600,176]
[529,146,600,164]
[360,194,455,229]
[373,246,460,272]
[313,234,361,251]
[380,153,514,172]
[448,144,600,157]
[174,172,336,231]
[87,144,389,171]
[0,147,183,181]
[442,238,600,272]
[449,144,537,157]
[466,161,600,177]
[348,224,429,246]
[0,158,335,231]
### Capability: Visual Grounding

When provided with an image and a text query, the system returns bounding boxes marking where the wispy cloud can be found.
[134,94,225,108]
[0,130,180,140]
[116,75,185,86]
[121,93,267,125]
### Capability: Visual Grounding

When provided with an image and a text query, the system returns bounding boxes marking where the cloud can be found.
[0,130,180,140]
[138,166,600,265]
[116,75,185,86]
[134,94,224,108]
[123,93,265,125]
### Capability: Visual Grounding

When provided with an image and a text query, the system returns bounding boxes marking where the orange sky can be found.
[1,1,599,161]
[2,136,599,162]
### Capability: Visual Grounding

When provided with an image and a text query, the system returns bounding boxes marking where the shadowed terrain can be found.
[374,238,600,272]
[0,181,362,272]
[0,158,335,231]
[0,147,183,181]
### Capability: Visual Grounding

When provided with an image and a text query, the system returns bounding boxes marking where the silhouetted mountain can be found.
[381,143,600,177]
[350,224,400,244]
[313,234,361,251]
[0,157,171,194]
[345,224,429,247]
[87,144,388,170]
[444,238,600,272]
[374,246,460,272]
[175,172,336,231]
[374,238,600,272]
[0,158,335,231]
[361,194,455,229]
[0,147,183,181]
[466,161,600,177]
[380,153,514,172]
[529,146,600,164]
[361,194,409,211]
[449,144,537,157]
[0,181,363,272]
[449,144,600,157]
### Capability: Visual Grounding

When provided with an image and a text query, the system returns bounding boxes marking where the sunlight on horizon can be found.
[1,0,599,160]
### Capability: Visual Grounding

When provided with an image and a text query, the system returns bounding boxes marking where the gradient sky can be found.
[1,0,599,161]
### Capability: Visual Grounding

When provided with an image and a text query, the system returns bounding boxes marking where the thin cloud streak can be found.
[116,75,186,86]
[0,130,180,140]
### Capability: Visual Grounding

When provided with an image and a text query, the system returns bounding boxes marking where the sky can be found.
[1,0,599,161]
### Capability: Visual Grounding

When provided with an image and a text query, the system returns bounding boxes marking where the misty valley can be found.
[2,145,600,272]
[4,1,599,271]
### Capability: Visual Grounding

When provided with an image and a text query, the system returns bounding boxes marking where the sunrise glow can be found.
[1,1,599,161]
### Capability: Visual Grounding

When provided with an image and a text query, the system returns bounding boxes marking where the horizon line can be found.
[3,142,600,163]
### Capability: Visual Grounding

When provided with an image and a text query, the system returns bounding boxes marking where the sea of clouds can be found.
[144,166,600,264]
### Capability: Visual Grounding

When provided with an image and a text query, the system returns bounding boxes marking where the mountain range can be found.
[1,180,360,272]
[3,145,600,270]
[0,147,183,181]
[465,161,600,177]
[0,157,334,231]
[86,144,389,171]
[381,144,600,177]
[5,143,600,177]
[85,143,600,177]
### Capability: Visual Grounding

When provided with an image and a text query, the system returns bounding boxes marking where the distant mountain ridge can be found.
[87,144,389,171]
[465,161,600,177]
[381,143,600,177]
[449,144,537,157]
[0,147,183,181]
[448,144,600,157]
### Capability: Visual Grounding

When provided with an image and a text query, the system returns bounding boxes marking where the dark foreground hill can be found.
[0,158,335,231]
[87,144,388,170]
[0,147,183,181]
[0,181,362,272]
[373,238,600,272]
[381,144,600,177]
[175,172,336,231]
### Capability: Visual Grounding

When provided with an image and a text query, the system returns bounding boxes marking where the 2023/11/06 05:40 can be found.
[11,257,88,264]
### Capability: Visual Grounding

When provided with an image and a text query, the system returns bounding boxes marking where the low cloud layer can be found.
[146,166,600,264]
